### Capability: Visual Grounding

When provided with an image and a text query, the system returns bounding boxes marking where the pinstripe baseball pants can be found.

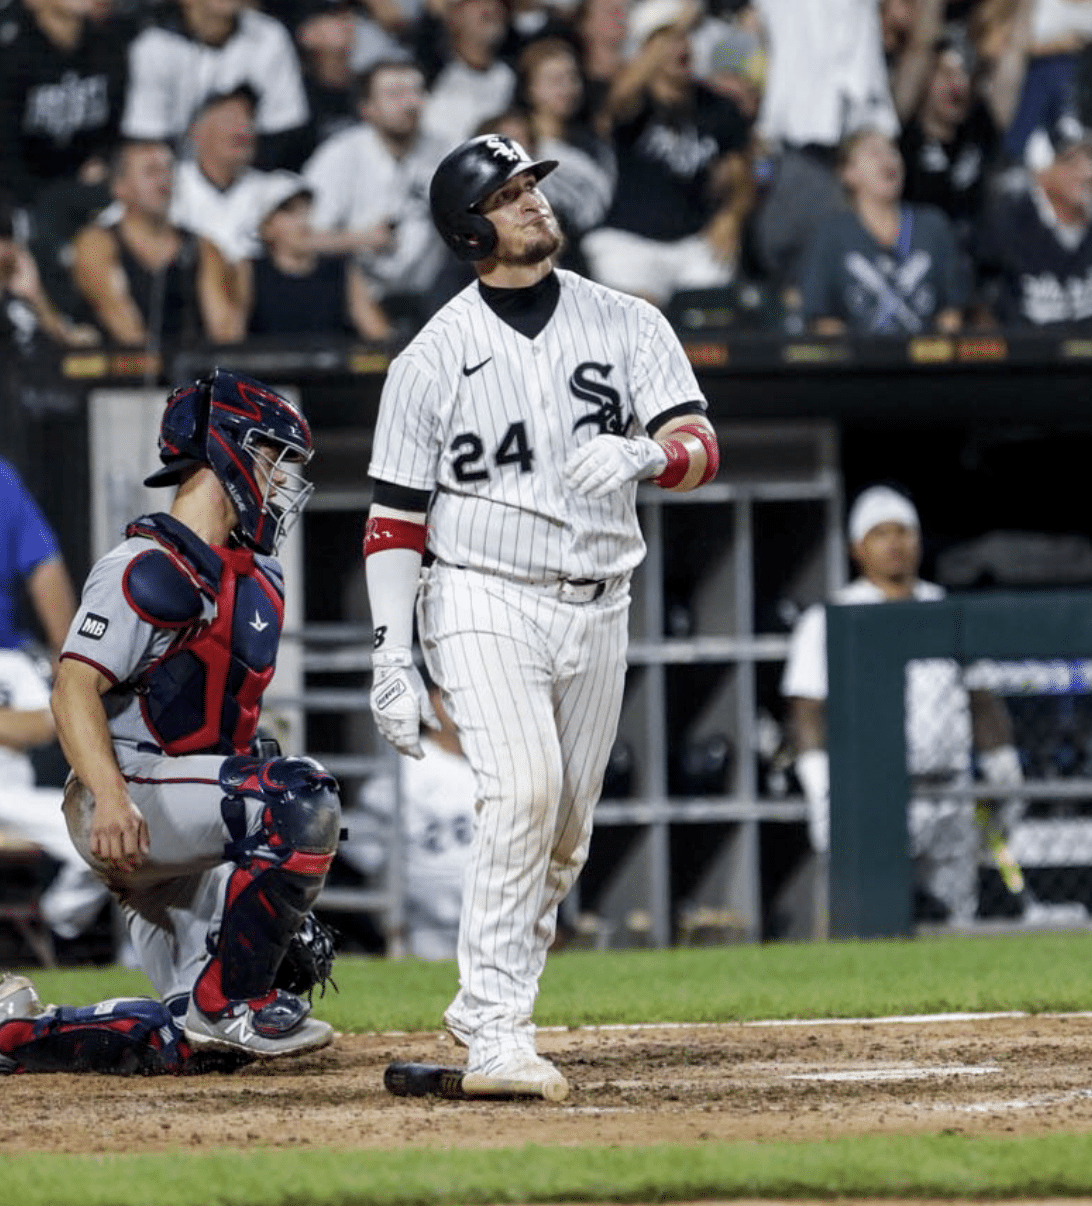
[418,563,629,1059]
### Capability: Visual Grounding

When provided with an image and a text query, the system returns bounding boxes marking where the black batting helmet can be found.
[429,134,558,262]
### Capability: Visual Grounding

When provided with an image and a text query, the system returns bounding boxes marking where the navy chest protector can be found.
[122,513,284,755]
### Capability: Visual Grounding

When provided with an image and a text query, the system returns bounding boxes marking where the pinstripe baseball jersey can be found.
[368,268,707,579]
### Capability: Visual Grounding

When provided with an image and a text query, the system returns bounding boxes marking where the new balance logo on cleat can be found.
[183,991,334,1059]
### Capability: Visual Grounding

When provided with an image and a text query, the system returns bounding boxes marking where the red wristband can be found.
[653,439,690,489]
[363,516,427,557]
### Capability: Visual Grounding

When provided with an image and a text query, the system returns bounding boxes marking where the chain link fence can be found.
[906,657,1092,929]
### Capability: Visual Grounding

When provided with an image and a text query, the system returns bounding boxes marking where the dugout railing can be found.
[826,591,1092,939]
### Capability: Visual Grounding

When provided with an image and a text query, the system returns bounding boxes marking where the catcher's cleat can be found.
[0,974,46,1022]
[183,988,333,1059]
[462,1050,569,1103]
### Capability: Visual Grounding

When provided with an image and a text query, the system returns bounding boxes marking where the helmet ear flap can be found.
[449,211,498,262]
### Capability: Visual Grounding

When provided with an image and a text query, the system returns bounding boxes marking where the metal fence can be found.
[826,592,1092,938]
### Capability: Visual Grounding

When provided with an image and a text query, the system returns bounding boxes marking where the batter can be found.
[363,134,721,1098]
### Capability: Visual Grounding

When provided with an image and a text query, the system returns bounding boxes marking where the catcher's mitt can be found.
[275,912,340,1000]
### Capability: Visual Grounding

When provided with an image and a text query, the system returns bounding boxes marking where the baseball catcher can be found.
[1,371,342,1076]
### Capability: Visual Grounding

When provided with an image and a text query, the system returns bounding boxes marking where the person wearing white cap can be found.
[244,169,394,341]
[781,484,1023,924]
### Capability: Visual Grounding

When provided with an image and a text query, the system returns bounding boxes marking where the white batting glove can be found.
[795,748,830,854]
[370,647,439,759]
[563,434,667,499]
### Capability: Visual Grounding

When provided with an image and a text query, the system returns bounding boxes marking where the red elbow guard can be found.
[675,421,720,485]
[652,423,720,489]
[363,516,427,557]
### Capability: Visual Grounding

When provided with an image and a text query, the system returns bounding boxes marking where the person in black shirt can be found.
[244,172,393,342]
[0,0,131,207]
[581,0,752,307]
[975,113,1092,327]
[71,140,245,348]
[898,20,1032,253]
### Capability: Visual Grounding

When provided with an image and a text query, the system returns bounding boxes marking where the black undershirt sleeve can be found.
[371,480,433,511]
[646,402,706,438]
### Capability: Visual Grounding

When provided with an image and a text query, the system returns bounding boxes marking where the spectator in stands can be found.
[568,0,631,133]
[898,13,1033,256]
[749,0,899,295]
[244,171,394,342]
[0,455,77,660]
[695,19,767,125]
[292,0,362,160]
[798,127,967,334]
[305,58,449,327]
[0,0,131,207]
[170,86,277,265]
[415,0,517,147]
[975,112,1092,326]
[71,140,246,349]
[581,0,753,307]
[0,646,111,951]
[781,483,1025,924]
[121,0,310,170]
[341,681,474,959]
[1,194,100,351]
[1003,0,1092,160]
[514,38,615,246]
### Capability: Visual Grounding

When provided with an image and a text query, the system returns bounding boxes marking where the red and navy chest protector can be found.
[122,513,284,755]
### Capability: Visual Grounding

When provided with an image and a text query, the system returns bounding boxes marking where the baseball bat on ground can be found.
[384,1061,567,1102]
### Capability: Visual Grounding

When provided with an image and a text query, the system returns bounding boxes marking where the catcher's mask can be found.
[144,369,314,555]
[429,133,558,262]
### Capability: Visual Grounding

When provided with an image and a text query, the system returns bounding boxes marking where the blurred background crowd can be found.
[6,0,1092,354]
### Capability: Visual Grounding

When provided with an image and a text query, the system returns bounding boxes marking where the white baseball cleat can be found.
[0,974,46,1022]
[462,1051,570,1102]
[183,989,334,1059]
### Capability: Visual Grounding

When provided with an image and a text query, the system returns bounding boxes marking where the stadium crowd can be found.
[3,0,1092,351]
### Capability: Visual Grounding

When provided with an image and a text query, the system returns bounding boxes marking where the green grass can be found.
[8,932,1092,1205]
[31,930,1092,1032]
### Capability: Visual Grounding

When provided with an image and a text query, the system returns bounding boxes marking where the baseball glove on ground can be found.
[275,913,340,1000]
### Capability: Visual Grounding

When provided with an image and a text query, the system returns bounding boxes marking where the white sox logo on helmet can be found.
[485,136,522,163]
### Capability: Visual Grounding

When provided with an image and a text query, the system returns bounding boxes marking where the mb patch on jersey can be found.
[78,613,109,640]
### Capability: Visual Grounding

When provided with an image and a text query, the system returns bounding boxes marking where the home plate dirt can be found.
[4,1014,1092,1155]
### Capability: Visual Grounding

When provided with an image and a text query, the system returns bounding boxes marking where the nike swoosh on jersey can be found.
[462,358,492,377]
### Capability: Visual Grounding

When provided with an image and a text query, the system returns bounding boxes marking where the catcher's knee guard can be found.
[195,756,341,1011]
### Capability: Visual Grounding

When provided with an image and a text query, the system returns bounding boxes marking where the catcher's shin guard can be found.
[195,756,341,1014]
[0,998,188,1075]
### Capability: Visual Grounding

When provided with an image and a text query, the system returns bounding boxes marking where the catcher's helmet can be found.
[429,134,558,262]
[144,368,314,555]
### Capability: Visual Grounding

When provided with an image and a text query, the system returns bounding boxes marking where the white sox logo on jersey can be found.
[569,362,631,436]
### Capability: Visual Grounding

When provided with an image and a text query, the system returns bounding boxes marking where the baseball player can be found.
[344,681,475,960]
[0,370,341,1075]
[782,484,1024,923]
[363,134,720,1099]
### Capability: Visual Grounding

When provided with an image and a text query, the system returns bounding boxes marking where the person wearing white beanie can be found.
[781,483,1024,924]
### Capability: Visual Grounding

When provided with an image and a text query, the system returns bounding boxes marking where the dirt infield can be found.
[4,1013,1092,1156]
